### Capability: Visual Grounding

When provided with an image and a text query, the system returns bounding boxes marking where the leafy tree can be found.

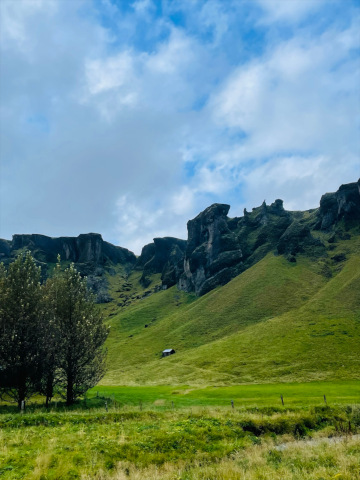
[50,261,108,405]
[0,252,42,407]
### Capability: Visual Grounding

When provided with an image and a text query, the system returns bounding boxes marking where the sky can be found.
[0,0,359,254]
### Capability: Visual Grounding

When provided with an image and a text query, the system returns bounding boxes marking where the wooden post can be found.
[324,394,327,405]
[105,401,108,412]
[231,400,234,409]
[21,400,25,414]
[280,394,284,406]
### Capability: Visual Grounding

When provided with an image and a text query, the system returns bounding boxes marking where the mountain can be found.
[1,180,359,385]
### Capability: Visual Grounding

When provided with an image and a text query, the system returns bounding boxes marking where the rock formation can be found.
[316,179,360,230]
[177,204,243,296]
[0,233,136,303]
[136,237,187,288]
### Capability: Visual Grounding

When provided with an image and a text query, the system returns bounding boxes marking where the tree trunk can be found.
[66,376,74,406]
[45,373,54,408]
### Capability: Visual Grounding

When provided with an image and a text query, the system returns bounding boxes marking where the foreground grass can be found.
[1,397,360,480]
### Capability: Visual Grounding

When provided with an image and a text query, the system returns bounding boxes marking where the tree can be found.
[50,261,108,405]
[0,252,42,407]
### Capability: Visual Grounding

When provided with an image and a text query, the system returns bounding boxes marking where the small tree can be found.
[0,252,42,407]
[50,261,108,405]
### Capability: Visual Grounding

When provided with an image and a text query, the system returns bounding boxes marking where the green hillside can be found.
[101,231,360,386]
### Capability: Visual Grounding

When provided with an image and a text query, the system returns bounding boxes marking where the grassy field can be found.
[88,381,360,408]
[1,388,360,480]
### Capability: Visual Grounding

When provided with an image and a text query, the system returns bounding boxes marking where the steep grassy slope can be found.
[101,233,360,386]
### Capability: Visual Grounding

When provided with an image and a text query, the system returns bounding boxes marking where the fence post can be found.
[231,400,234,409]
[323,394,327,405]
[280,394,284,406]
[105,401,108,412]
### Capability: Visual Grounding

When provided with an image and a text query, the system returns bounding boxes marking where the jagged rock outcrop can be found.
[0,233,136,302]
[8,232,135,267]
[177,204,243,296]
[136,237,187,288]
[316,179,360,230]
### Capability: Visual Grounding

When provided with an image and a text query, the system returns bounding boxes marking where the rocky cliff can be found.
[0,233,136,303]
[136,237,187,288]
[176,180,360,296]
[1,180,359,300]
[177,204,243,295]
[316,179,360,230]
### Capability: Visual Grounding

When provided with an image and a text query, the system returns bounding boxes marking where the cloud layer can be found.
[0,0,359,253]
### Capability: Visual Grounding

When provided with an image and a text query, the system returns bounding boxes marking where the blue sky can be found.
[0,0,359,253]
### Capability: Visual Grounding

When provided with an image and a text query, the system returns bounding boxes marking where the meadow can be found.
[1,382,360,480]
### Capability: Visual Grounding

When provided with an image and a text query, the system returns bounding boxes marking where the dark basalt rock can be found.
[0,233,136,302]
[177,204,243,295]
[317,179,360,230]
[136,237,187,288]
[9,232,136,267]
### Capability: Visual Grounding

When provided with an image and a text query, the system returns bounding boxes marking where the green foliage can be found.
[0,252,42,406]
[45,260,109,405]
[0,253,108,407]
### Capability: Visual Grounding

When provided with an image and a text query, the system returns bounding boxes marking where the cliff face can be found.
[0,233,136,303]
[8,232,136,267]
[177,204,243,296]
[316,179,360,230]
[136,237,187,288]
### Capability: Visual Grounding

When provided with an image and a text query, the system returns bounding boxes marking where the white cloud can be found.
[255,0,327,23]
[85,52,136,95]
[0,0,359,255]
[0,0,58,55]
[211,23,360,161]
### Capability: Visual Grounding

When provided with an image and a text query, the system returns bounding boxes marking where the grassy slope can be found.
[101,234,360,386]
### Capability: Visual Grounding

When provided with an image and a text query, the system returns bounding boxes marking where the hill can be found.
[101,231,360,385]
[1,180,359,385]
